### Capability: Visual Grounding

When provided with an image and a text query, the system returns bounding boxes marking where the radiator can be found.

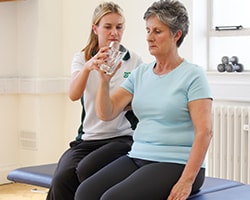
[207,105,250,184]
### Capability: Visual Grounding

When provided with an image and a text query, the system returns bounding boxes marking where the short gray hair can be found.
[144,0,189,47]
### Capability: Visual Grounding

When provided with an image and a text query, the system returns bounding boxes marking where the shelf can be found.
[209,28,250,37]
[206,71,250,102]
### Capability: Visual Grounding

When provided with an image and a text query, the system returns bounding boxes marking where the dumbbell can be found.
[217,56,231,72]
[222,56,243,72]
[217,56,244,72]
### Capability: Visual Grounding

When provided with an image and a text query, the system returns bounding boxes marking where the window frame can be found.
[207,0,250,72]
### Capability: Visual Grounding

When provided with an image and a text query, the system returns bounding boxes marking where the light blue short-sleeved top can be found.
[121,60,212,166]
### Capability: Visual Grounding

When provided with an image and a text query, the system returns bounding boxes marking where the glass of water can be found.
[100,41,127,75]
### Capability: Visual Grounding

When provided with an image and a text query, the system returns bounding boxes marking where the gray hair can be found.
[143,0,189,47]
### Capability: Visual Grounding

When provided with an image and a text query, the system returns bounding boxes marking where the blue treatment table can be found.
[7,163,250,199]
[189,184,250,200]
[7,163,57,188]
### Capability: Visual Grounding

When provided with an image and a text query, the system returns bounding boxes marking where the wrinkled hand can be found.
[167,181,192,200]
[97,61,122,82]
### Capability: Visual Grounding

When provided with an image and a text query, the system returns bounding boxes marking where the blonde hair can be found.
[82,2,125,61]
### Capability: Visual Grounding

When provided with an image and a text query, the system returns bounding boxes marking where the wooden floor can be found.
[0,183,48,200]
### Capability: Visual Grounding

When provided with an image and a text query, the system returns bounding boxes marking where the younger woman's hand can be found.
[86,46,109,71]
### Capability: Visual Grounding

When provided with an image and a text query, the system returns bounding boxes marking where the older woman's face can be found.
[146,15,178,57]
[93,13,124,48]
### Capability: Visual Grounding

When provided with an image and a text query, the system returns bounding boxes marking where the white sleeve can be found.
[70,52,85,74]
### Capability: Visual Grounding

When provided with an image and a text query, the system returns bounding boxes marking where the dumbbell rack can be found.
[217,56,244,72]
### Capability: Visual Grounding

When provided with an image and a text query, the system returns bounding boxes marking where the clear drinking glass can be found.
[100,41,127,75]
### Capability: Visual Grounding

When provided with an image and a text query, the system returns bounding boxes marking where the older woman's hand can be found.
[167,181,192,200]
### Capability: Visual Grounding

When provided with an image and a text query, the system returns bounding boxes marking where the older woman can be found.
[75,0,213,200]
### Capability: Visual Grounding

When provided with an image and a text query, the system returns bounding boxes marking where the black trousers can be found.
[46,136,132,200]
[75,155,205,200]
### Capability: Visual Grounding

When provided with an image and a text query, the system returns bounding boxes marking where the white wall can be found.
[0,0,196,184]
[0,0,80,184]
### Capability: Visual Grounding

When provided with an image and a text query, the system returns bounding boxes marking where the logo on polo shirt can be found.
[123,72,131,78]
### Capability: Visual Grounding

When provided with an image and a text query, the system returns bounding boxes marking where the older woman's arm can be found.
[95,75,133,121]
[167,98,213,200]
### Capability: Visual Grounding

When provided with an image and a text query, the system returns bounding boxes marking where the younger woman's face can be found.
[93,13,125,48]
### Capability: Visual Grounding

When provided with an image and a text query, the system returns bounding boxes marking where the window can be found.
[208,0,250,72]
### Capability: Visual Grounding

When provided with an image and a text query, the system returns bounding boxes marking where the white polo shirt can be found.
[71,49,143,140]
